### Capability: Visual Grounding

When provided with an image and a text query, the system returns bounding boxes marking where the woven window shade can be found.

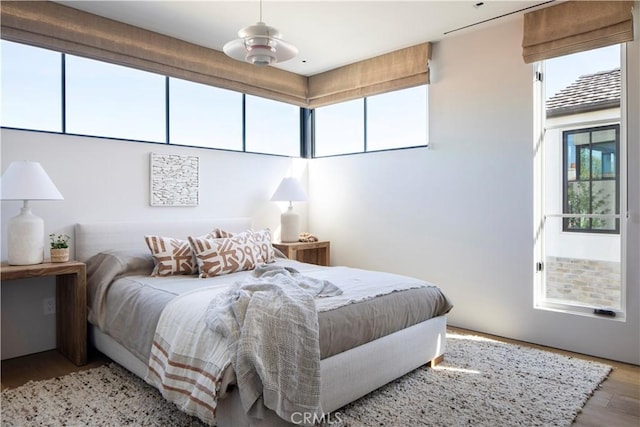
[0,1,309,107]
[307,43,431,109]
[522,1,634,64]
[1,1,431,108]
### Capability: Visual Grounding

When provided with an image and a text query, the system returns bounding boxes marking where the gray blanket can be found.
[205,265,342,422]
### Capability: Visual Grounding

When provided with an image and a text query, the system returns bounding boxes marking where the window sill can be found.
[534,299,626,322]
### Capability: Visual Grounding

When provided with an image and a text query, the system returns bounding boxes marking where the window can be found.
[563,125,619,233]
[313,85,428,157]
[65,55,166,142]
[169,78,242,150]
[0,40,62,132]
[534,44,625,316]
[245,95,301,157]
[1,41,302,157]
[314,99,364,157]
[367,86,428,151]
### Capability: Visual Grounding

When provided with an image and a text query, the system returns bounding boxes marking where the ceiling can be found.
[55,1,553,76]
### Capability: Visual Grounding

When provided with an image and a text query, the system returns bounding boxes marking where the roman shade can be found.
[0,1,309,107]
[522,0,634,64]
[0,1,431,108]
[307,43,431,109]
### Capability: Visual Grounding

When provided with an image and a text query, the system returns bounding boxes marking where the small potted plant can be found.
[49,233,70,263]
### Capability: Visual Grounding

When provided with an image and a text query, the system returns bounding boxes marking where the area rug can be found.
[1,332,611,426]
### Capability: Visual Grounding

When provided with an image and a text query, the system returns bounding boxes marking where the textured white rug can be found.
[1,332,611,427]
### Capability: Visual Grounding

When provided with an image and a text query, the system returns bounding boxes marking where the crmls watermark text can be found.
[290,411,343,425]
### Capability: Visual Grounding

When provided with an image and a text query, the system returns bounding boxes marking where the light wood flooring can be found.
[449,327,639,427]
[1,328,638,426]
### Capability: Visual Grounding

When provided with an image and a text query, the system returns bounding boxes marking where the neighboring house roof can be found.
[546,68,621,118]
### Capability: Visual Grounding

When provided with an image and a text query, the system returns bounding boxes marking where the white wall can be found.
[1,130,306,359]
[309,16,640,364]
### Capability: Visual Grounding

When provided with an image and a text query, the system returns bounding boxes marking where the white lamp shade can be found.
[270,177,307,202]
[1,161,63,200]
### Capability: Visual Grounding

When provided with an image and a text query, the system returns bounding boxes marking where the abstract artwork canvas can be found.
[150,153,199,206]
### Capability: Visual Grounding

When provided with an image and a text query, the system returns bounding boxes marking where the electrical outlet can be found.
[43,297,56,315]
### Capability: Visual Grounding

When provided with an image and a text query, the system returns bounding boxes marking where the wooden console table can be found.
[0,261,87,366]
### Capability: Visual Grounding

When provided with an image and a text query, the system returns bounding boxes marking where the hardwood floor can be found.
[449,327,640,427]
[0,347,109,391]
[1,330,638,426]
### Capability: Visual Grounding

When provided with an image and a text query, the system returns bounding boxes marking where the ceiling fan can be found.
[223,0,298,66]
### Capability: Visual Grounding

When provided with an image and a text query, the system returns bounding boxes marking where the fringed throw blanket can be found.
[145,285,233,426]
[145,265,341,426]
[205,265,342,422]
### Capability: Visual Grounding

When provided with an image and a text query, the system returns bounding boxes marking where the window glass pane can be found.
[245,95,300,156]
[566,136,577,181]
[573,132,590,146]
[314,99,364,157]
[545,45,620,101]
[65,55,165,142]
[578,146,591,180]
[591,147,603,179]
[169,78,242,150]
[598,143,616,178]
[367,85,428,151]
[592,128,615,143]
[1,40,62,132]
[592,180,617,230]
[566,181,591,230]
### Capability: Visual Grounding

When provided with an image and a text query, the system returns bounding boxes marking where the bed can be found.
[76,218,452,427]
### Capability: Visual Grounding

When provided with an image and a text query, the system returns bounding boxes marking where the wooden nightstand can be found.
[273,241,330,266]
[0,261,87,366]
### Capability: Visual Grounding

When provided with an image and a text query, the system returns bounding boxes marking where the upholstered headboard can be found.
[74,218,252,262]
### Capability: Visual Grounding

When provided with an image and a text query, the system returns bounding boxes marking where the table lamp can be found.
[270,177,307,242]
[1,161,64,265]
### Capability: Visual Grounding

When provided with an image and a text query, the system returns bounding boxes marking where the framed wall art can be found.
[150,153,199,206]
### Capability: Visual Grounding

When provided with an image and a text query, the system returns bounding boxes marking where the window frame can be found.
[0,40,64,133]
[533,45,628,320]
[64,53,167,143]
[0,40,304,158]
[311,85,429,158]
[562,124,620,234]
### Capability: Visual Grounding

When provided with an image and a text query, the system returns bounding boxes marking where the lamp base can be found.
[8,207,45,265]
[280,206,300,243]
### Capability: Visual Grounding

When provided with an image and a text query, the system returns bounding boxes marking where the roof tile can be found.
[546,68,620,113]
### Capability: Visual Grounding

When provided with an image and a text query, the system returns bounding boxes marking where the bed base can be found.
[91,315,446,427]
